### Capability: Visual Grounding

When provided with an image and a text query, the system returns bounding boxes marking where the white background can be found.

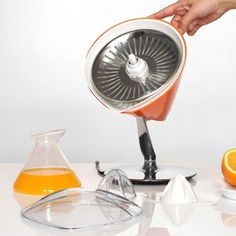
[0,0,235,164]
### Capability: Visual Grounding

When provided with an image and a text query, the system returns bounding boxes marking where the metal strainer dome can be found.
[92,29,180,102]
[86,19,185,113]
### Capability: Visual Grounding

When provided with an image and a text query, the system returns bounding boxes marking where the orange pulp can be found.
[222,148,236,187]
[13,167,81,195]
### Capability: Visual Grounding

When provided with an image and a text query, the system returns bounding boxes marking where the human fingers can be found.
[187,19,199,32]
[175,6,189,15]
[187,25,201,36]
[171,15,182,29]
[149,1,183,19]
[197,16,218,27]
[180,7,200,33]
[171,6,190,27]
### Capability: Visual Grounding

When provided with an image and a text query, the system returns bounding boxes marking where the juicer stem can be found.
[136,117,158,180]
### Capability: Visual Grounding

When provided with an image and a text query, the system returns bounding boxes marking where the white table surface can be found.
[2,163,236,236]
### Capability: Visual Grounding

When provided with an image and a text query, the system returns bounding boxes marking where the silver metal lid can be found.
[91,29,180,104]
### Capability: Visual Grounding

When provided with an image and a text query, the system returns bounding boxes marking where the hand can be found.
[150,0,236,35]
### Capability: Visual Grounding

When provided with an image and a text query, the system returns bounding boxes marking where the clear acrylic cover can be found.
[98,169,136,200]
[21,188,142,231]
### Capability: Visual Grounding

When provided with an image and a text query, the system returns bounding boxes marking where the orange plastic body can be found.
[122,19,187,121]
[87,18,187,121]
[124,73,182,121]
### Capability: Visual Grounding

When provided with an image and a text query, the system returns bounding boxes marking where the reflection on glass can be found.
[137,193,170,236]
[161,204,194,226]
[215,197,236,227]
[14,192,42,208]
[221,213,236,227]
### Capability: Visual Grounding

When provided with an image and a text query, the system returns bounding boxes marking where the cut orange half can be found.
[222,148,236,187]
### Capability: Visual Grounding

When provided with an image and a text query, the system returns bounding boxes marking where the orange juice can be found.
[13,167,81,195]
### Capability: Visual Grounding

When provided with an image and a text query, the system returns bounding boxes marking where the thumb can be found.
[180,8,199,32]
[149,1,182,19]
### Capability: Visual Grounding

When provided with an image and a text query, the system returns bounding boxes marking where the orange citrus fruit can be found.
[222,148,236,187]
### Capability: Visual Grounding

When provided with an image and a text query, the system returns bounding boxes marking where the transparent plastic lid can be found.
[21,169,142,231]
[21,188,142,231]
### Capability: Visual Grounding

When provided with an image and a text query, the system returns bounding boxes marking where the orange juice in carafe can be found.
[13,130,81,195]
[14,167,81,195]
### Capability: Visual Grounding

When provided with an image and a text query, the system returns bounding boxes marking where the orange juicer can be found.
[86,18,196,184]
[13,130,81,195]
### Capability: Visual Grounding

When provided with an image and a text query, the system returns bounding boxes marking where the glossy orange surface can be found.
[88,18,187,121]
[125,73,182,121]
[126,19,186,121]
[222,149,236,187]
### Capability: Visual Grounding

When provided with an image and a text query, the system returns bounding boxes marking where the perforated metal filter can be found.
[91,29,181,107]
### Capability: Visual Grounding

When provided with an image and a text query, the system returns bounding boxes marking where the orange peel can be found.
[222,148,236,187]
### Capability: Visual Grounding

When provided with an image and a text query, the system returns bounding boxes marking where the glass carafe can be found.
[13,129,81,195]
